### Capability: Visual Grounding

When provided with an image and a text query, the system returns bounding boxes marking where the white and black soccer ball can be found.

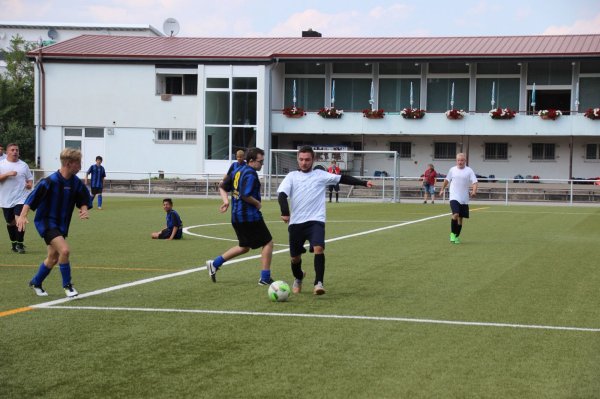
[268,280,290,302]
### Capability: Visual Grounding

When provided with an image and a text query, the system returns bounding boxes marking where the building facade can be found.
[27,34,600,179]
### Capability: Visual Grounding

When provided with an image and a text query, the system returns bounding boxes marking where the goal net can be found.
[267,147,400,202]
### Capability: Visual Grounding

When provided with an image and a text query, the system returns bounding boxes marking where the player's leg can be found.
[308,222,326,295]
[449,200,461,243]
[48,235,78,297]
[3,208,19,252]
[335,184,340,203]
[13,205,26,253]
[288,224,306,293]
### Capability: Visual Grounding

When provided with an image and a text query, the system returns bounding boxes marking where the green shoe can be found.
[450,233,456,243]
[454,236,461,244]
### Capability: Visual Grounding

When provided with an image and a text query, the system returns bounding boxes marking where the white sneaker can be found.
[64,284,79,298]
[313,282,326,295]
[206,260,217,283]
[292,271,306,294]
[30,283,48,297]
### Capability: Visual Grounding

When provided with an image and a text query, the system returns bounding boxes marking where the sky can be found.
[2,0,600,38]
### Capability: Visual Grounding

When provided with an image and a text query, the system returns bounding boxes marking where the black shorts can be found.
[450,200,470,218]
[232,220,272,249]
[43,228,65,245]
[288,221,325,257]
[158,228,182,240]
[3,205,24,223]
[91,187,103,195]
[328,184,340,192]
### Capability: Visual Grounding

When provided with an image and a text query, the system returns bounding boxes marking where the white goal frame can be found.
[267,149,400,202]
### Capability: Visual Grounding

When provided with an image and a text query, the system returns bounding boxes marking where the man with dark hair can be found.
[277,145,373,295]
[85,156,106,209]
[206,147,275,285]
[151,198,183,240]
[0,143,33,253]
[17,148,92,297]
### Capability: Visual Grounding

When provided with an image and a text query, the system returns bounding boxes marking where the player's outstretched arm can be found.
[339,175,372,187]
[278,192,290,224]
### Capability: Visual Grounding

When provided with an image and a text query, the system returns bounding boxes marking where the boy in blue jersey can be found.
[85,155,106,209]
[16,148,93,298]
[151,198,183,240]
[206,147,275,285]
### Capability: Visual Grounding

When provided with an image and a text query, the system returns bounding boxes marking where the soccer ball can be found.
[268,280,291,302]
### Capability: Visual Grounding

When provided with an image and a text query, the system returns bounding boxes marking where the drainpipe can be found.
[35,46,46,169]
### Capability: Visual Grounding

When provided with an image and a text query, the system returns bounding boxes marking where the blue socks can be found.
[98,195,103,208]
[213,256,225,268]
[59,263,72,287]
[31,262,52,286]
[260,270,271,281]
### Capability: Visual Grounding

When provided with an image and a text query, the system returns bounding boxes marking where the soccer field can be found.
[1,198,599,398]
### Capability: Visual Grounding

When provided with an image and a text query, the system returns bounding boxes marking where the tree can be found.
[0,34,36,164]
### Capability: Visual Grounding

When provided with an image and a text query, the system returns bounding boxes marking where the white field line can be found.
[44,305,600,333]
[31,213,450,309]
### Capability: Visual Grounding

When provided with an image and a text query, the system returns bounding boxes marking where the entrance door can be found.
[82,138,105,172]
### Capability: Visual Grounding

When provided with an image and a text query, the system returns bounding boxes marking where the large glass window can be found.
[527,62,572,85]
[427,79,469,112]
[284,78,325,110]
[205,92,230,125]
[531,143,555,161]
[334,79,371,111]
[579,78,600,109]
[232,92,257,125]
[476,78,519,112]
[379,79,420,111]
[205,126,229,160]
[484,143,508,160]
[232,127,256,154]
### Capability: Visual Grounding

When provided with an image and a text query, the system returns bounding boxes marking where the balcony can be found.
[271,111,600,137]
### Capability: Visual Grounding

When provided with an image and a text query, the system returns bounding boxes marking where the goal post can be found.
[267,148,400,202]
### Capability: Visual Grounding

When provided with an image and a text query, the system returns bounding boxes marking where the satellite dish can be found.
[163,18,180,37]
[47,28,58,40]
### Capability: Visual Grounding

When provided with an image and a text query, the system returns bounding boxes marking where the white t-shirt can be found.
[277,169,341,225]
[0,159,34,208]
[0,154,6,161]
[446,165,477,204]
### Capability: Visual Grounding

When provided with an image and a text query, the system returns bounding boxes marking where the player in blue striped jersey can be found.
[85,155,106,209]
[206,147,275,285]
[17,148,93,298]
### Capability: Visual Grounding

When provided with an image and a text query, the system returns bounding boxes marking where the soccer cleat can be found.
[450,232,456,243]
[292,271,306,294]
[258,277,275,286]
[206,260,217,283]
[16,243,26,254]
[313,282,326,295]
[453,236,461,244]
[64,284,79,298]
[29,282,48,297]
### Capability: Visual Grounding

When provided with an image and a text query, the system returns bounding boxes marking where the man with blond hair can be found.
[17,148,92,297]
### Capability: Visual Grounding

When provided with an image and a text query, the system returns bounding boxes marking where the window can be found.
[585,144,600,160]
[389,142,412,158]
[379,79,420,111]
[579,78,600,110]
[484,143,508,160]
[284,78,325,111]
[285,62,325,74]
[434,142,457,159]
[531,143,555,160]
[155,129,197,143]
[527,61,572,85]
[157,74,198,95]
[476,79,519,112]
[379,62,421,75]
[426,79,469,112]
[334,78,371,111]
[332,62,372,74]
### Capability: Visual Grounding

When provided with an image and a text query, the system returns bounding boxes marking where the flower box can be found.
[489,107,516,120]
[362,109,385,119]
[538,109,562,120]
[445,109,466,120]
[318,107,343,119]
[282,106,306,118]
[401,108,426,119]
[583,108,600,120]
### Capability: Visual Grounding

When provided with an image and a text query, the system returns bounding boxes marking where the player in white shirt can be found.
[277,146,373,295]
[439,153,478,244]
[0,143,34,253]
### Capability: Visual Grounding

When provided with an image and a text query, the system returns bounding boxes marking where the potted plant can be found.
[282,106,306,118]
[583,108,600,120]
[401,108,426,119]
[538,109,562,120]
[489,108,516,120]
[318,107,343,119]
[362,108,385,119]
[445,109,466,120]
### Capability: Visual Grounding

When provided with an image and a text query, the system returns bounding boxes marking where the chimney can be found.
[302,28,322,38]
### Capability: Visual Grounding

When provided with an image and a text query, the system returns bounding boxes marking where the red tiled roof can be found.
[30,34,600,61]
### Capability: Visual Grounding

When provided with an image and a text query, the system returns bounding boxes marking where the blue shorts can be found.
[423,183,435,195]
[449,200,470,218]
[288,221,325,257]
